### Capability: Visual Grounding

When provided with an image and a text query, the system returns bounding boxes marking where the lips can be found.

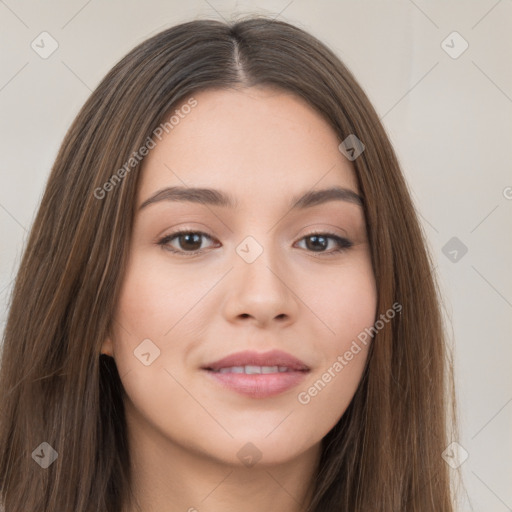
[202,349,310,372]
[201,350,310,399]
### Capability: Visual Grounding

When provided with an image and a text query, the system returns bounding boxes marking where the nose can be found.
[221,246,300,328]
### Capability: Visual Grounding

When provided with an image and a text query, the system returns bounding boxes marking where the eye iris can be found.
[179,233,202,251]
[306,235,328,252]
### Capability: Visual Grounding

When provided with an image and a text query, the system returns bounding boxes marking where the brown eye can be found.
[296,233,353,255]
[175,232,202,251]
[304,234,329,252]
[158,231,217,255]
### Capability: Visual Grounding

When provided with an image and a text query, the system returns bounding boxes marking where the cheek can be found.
[294,254,376,423]
[294,342,369,444]
[109,253,219,404]
[113,254,214,342]
[108,257,209,443]
[305,252,377,340]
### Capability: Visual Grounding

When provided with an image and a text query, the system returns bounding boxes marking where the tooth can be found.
[244,365,262,374]
[215,365,290,374]
[219,366,244,373]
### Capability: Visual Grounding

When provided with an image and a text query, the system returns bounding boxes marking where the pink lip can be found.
[201,350,310,399]
[202,349,310,372]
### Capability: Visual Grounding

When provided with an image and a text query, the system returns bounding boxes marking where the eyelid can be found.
[295,222,349,239]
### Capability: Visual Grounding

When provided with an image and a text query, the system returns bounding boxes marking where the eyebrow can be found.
[139,185,364,211]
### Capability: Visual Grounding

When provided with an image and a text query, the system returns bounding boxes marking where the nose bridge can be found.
[223,232,298,325]
[235,233,287,297]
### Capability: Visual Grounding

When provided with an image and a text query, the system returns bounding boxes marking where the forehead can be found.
[138,87,359,207]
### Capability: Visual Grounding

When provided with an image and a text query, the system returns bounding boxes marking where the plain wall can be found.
[0,1,511,510]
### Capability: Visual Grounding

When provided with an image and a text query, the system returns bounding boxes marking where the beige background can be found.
[1,1,511,510]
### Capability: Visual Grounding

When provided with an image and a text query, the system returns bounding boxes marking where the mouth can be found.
[201,350,310,398]
[208,365,304,374]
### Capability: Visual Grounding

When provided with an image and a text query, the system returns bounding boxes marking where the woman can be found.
[0,16,457,511]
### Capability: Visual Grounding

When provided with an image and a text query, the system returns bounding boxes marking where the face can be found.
[102,87,377,467]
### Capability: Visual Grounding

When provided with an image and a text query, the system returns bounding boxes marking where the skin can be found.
[102,87,377,512]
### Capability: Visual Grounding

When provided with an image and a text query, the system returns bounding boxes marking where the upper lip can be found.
[202,350,310,372]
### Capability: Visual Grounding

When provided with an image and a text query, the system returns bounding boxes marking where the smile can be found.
[210,365,298,374]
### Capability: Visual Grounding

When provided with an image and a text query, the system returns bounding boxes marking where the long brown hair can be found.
[0,16,457,511]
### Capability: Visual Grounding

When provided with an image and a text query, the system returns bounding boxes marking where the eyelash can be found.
[157,229,353,257]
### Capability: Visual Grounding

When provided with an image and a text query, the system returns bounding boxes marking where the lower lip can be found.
[203,369,309,398]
